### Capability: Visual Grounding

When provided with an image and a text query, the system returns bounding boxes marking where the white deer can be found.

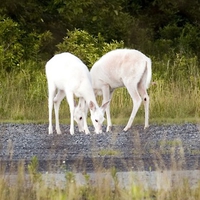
[89,49,152,132]
[45,52,109,135]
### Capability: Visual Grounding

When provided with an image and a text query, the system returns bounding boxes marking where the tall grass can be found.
[0,156,200,200]
[106,54,200,124]
[149,54,200,122]
[0,54,200,124]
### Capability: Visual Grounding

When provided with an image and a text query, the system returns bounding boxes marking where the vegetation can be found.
[0,1,200,198]
[1,0,200,123]
[1,50,200,124]
[0,157,199,200]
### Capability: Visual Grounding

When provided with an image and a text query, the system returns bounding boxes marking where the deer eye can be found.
[95,119,98,123]
[79,117,82,120]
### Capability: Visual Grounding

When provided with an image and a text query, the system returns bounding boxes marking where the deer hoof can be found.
[123,126,130,132]
[144,125,149,130]
[106,126,112,132]
[85,130,90,135]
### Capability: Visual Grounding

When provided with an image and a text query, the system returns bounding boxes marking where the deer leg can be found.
[74,98,84,133]
[65,91,75,135]
[48,84,56,134]
[54,90,65,134]
[138,85,150,129]
[78,97,90,134]
[123,85,142,132]
[102,85,112,132]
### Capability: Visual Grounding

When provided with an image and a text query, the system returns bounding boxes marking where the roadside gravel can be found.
[0,123,199,173]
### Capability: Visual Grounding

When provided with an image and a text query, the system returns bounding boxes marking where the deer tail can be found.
[145,58,152,89]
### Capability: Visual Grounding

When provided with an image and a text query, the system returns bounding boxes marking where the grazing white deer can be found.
[90,49,152,132]
[45,52,109,135]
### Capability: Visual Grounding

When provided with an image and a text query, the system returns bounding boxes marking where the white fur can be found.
[45,52,109,135]
[90,49,152,132]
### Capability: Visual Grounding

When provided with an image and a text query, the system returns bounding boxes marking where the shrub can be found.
[0,16,53,73]
[56,29,124,68]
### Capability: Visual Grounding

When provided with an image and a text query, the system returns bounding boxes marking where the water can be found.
[41,170,200,190]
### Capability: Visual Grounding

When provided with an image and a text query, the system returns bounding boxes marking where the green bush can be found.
[0,17,24,72]
[0,16,53,73]
[56,29,124,67]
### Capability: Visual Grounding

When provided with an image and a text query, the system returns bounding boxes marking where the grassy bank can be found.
[0,54,200,125]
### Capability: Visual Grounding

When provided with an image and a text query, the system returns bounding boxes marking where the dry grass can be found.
[0,157,199,200]
[0,54,200,125]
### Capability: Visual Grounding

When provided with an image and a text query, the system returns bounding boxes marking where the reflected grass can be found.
[0,160,200,200]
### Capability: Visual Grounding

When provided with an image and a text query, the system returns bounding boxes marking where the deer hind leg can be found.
[48,84,56,134]
[54,90,65,134]
[123,84,142,132]
[102,85,113,132]
[138,83,149,129]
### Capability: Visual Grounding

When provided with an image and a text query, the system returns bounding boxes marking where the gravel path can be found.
[0,123,200,173]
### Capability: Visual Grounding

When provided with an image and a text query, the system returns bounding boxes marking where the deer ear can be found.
[89,101,96,111]
[101,100,110,112]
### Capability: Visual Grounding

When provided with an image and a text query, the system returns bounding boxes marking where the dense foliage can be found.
[1,0,200,64]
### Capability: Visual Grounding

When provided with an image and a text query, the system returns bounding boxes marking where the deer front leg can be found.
[54,90,65,134]
[66,92,75,135]
[81,98,90,134]
[102,85,112,132]
[77,97,90,134]
[83,115,90,134]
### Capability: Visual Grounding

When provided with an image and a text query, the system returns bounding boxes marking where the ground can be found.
[0,123,199,173]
